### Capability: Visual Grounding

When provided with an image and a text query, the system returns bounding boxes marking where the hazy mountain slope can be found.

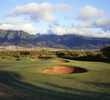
[37,34,110,49]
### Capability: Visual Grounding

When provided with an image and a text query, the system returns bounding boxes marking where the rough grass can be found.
[0,58,110,100]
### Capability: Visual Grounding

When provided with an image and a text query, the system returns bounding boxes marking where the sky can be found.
[0,0,110,38]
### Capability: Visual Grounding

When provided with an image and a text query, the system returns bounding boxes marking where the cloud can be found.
[1,3,109,38]
[73,16,110,32]
[8,3,74,22]
[54,3,74,11]
[1,17,31,25]
[72,22,93,28]
[51,27,67,35]
[78,22,93,28]
[39,26,110,38]
[0,23,37,33]
[93,17,110,31]
[9,3,55,22]
[78,5,105,21]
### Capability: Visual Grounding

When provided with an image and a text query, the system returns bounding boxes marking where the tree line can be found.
[0,45,110,62]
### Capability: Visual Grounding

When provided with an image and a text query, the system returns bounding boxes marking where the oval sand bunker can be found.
[43,66,75,74]
[31,59,45,61]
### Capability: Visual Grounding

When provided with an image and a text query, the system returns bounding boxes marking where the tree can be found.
[101,45,110,58]
[56,50,81,58]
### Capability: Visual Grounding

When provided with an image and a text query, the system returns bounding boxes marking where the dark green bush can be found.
[85,51,96,57]
[56,50,81,58]
[101,45,110,58]
[69,50,81,57]
[95,53,105,59]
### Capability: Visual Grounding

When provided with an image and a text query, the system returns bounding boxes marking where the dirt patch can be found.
[52,60,68,62]
[0,92,13,97]
[31,59,45,61]
[0,92,5,96]
[4,60,18,61]
[43,66,75,74]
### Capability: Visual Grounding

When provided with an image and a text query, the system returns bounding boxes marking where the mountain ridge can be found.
[1,29,110,50]
[36,34,110,50]
[0,30,69,49]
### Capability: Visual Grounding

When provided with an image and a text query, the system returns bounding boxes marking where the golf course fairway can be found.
[0,58,110,100]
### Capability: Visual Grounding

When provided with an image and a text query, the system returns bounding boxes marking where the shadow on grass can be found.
[0,71,110,100]
[63,56,110,63]
[38,56,56,59]
[72,67,88,73]
[38,82,110,100]
[86,82,110,89]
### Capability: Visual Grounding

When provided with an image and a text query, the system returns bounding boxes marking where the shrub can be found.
[2,56,15,59]
[85,51,96,57]
[95,53,105,59]
[40,50,50,54]
[56,50,69,57]
[29,50,39,56]
[69,50,81,57]
[56,50,81,58]
[101,45,110,58]
[11,51,21,58]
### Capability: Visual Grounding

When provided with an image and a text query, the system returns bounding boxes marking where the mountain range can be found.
[0,29,110,50]
[36,34,110,50]
[0,30,69,49]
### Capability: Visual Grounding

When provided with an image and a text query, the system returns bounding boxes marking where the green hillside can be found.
[0,30,69,49]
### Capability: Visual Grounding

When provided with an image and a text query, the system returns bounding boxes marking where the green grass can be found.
[0,58,110,100]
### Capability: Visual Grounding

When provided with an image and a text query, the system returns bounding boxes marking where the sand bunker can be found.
[52,60,68,62]
[43,66,87,74]
[43,66,75,74]
[31,59,45,61]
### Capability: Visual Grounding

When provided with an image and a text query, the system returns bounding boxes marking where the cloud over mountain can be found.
[39,26,110,38]
[0,23,37,33]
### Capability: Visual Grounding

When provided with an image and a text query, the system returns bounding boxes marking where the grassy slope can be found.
[0,58,110,100]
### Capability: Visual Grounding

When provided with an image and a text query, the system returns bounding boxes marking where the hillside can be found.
[0,30,69,49]
[37,34,110,50]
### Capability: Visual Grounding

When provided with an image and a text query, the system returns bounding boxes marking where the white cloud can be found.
[39,26,110,38]
[54,3,74,11]
[1,3,109,38]
[9,3,55,22]
[1,17,31,25]
[39,30,49,35]
[72,22,93,28]
[8,3,74,22]
[0,23,37,33]
[51,27,67,35]
[78,5,105,21]
[94,17,110,31]
[78,22,93,28]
